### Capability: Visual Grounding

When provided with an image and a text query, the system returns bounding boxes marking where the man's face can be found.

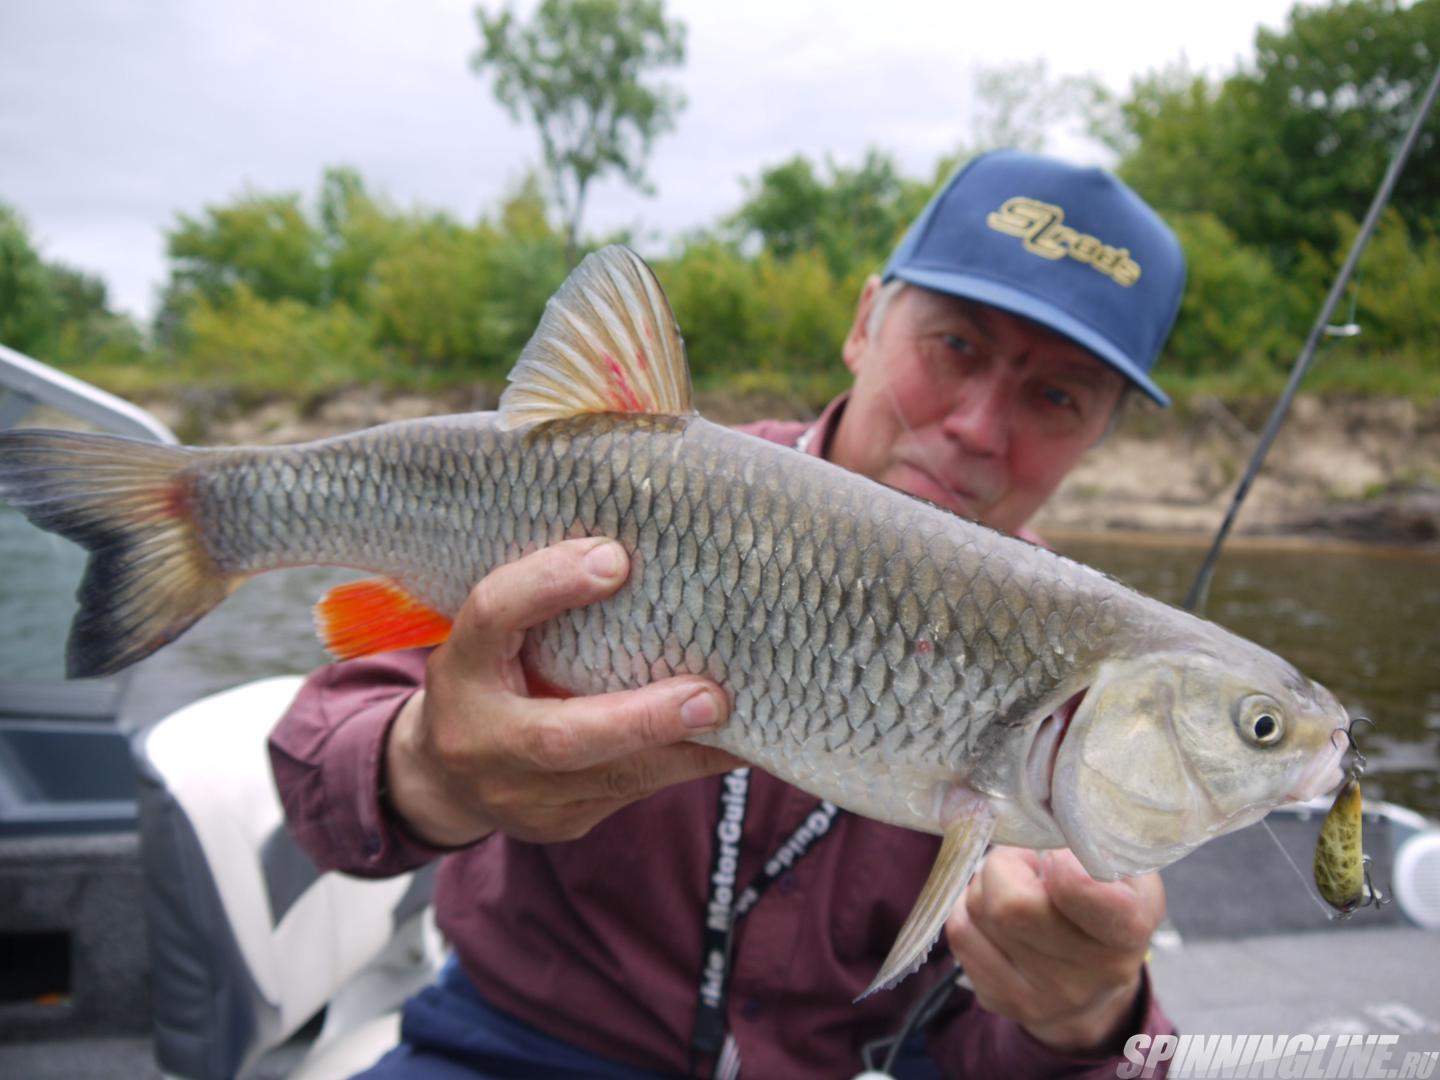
[828,281,1126,536]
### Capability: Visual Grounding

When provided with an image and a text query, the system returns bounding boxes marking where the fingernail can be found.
[584,541,622,580]
[680,689,720,729]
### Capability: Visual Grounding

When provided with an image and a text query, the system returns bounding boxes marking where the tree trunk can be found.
[566,180,589,267]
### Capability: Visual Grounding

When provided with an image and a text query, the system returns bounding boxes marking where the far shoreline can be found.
[1040,526,1440,561]
[123,384,1440,555]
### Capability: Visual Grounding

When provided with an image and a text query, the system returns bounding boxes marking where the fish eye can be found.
[1236,696,1286,747]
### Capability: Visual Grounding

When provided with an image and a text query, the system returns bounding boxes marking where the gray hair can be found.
[865,278,910,338]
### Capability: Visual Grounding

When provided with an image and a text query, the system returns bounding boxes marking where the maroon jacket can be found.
[269,398,1173,1078]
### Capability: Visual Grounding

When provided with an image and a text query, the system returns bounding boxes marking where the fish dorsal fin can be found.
[498,245,693,429]
[859,788,997,999]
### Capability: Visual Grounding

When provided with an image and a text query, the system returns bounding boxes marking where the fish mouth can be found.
[1023,687,1088,825]
[1286,724,1350,802]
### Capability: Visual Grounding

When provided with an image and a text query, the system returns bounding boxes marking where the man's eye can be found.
[1041,386,1075,408]
[942,334,975,356]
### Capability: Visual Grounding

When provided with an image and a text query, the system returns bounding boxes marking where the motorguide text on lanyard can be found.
[691,766,843,1076]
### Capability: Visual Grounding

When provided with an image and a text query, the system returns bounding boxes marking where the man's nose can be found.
[941,376,1011,455]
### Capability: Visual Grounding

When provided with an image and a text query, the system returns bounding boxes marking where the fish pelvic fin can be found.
[316,578,453,660]
[858,789,997,1000]
[0,429,236,679]
[497,245,693,430]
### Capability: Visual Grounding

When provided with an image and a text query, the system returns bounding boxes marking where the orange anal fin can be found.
[315,578,453,660]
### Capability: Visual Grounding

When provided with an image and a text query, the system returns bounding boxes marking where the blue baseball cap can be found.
[883,149,1185,406]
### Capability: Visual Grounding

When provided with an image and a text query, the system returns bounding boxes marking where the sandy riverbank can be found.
[1029,394,1440,548]
[139,387,1440,550]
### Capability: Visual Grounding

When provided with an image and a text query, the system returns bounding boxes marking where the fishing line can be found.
[1258,817,1336,919]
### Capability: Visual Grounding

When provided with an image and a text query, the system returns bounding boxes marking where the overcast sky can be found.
[1,0,1306,321]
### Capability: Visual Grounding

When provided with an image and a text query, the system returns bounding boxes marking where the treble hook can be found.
[1361,854,1391,910]
[1331,854,1393,921]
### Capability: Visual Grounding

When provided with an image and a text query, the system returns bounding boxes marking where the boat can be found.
[0,345,442,1079]
[1,346,1437,1078]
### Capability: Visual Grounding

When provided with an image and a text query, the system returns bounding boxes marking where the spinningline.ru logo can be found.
[1118,1033,1439,1078]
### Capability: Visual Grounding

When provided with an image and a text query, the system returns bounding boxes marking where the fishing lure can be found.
[1314,775,1366,913]
[1313,719,1387,918]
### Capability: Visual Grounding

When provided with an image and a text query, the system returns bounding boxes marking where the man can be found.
[271,149,1185,1078]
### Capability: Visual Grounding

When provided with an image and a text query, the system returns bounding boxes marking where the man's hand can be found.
[945,846,1165,1055]
[383,537,741,847]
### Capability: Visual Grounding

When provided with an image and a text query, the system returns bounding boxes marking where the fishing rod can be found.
[1182,59,1440,616]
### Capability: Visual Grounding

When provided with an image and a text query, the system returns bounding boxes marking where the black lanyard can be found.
[688,766,843,1075]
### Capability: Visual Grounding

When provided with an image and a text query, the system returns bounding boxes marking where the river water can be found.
[3,507,1436,819]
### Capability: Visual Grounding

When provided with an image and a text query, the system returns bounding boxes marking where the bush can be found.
[367,222,493,374]
[662,238,762,381]
[177,284,390,394]
[1160,211,1302,382]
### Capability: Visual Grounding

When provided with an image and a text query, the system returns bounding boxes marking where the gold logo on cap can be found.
[986,196,1142,287]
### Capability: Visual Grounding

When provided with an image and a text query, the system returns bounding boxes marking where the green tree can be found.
[368,219,493,373]
[661,236,761,380]
[180,284,386,394]
[0,204,62,357]
[0,203,146,372]
[473,175,571,362]
[319,166,387,308]
[1292,209,1440,358]
[45,262,147,371]
[157,168,437,343]
[730,150,929,278]
[968,60,1100,155]
[165,191,327,310]
[1107,0,1440,263]
[46,263,109,327]
[1158,211,1301,381]
[472,0,687,264]
[1086,62,1236,215]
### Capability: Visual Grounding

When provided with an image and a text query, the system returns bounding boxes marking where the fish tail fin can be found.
[0,429,236,678]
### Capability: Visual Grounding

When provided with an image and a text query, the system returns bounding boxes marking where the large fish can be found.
[0,246,1348,994]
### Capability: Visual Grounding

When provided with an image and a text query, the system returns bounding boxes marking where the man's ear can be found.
[842,275,884,376]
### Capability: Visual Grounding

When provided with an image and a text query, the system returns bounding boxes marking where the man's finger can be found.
[1042,849,1157,951]
[455,539,630,675]
[946,898,1036,1017]
[968,850,1136,968]
[974,846,1047,922]
[564,742,746,804]
[513,677,730,772]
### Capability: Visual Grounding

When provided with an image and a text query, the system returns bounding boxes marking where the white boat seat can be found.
[133,676,443,1080]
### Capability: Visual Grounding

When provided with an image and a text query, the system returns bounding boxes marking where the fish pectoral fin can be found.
[859,790,998,1000]
[315,578,454,659]
[497,245,694,429]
